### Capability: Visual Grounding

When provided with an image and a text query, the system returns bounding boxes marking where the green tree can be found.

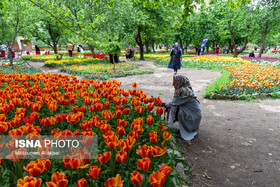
[0,0,31,66]
[253,0,280,57]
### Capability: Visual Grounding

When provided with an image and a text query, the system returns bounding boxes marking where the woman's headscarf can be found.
[173,74,195,98]
[173,43,179,54]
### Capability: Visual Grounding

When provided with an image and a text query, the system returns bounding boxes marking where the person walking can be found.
[168,43,182,73]
[216,45,220,55]
[35,45,40,55]
[77,44,84,58]
[66,42,73,57]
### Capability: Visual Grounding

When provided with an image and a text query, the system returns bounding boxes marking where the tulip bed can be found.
[61,62,154,80]
[155,56,280,99]
[0,73,182,186]
[219,63,280,95]
[45,58,104,68]
[22,55,67,62]
[134,53,195,59]
[155,56,249,71]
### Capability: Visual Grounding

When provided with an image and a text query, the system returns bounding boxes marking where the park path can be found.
[30,60,280,187]
[114,60,280,187]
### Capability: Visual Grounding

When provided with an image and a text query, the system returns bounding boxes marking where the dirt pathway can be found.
[115,60,280,187]
[32,60,280,187]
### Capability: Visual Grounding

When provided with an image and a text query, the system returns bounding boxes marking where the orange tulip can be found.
[87,166,101,180]
[133,124,144,134]
[104,174,124,187]
[149,171,166,187]
[103,101,111,109]
[77,178,87,187]
[119,139,135,151]
[46,172,68,187]
[100,123,111,134]
[83,96,93,106]
[23,159,51,176]
[149,131,158,144]
[66,112,84,125]
[135,106,144,114]
[152,146,167,158]
[137,157,151,171]
[9,128,23,138]
[48,101,58,111]
[146,103,154,112]
[132,82,137,88]
[113,96,121,105]
[56,114,67,123]
[24,115,36,124]
[62,155,89,170]
[117,119,127,127]
[116,150,127,164]
[72,105,80,113]
[115,110,123,118]
[39,118,52,127]
[146,115,154,126]
[116,126,125,136]
[102,110,114,121]
[0,121,9,133]
[105,135,119,150]
[155,107,164,115]
[121,97,128,104]
[80,106,87,113]
[159,164,172,177]
[130,171,143,186]
[163,131,172,141]
[17,176,42,187]
[97,152,111,164]
[160,124,168,133]
[136,145,153,158]
[123,108,131,115]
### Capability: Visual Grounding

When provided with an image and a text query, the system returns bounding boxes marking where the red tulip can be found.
[137,157,151,171]
[87,166,101,180]
[104,174,124,187]
[149,171,166,187]
[116,150,127,164]
[130,171,142,186]
[97,152,111,164]
[159,164,172,177]
[77,178,87,187]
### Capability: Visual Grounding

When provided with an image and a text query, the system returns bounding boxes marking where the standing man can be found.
[66,42,73,57]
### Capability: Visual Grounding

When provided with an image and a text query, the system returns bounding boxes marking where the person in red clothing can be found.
[216,45,220,55]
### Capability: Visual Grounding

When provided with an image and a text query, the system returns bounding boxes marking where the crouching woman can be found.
[165,74,202,145]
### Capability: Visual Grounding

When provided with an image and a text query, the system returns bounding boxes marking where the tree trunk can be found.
[52,43,58,54]
[88,44,96,58]
[145,41,150,54]
[8,48,13,67]
[166,44,169,52]
[212,41,215,54]
[135,26,144,60]
[207,46,209,54]
[232,36,248,57]
[179,40,184,55]
[151,39,155,53]
[185,40,191,53]
[258,32,268,58]
[113,54,116,73]
[229,39,233,53]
